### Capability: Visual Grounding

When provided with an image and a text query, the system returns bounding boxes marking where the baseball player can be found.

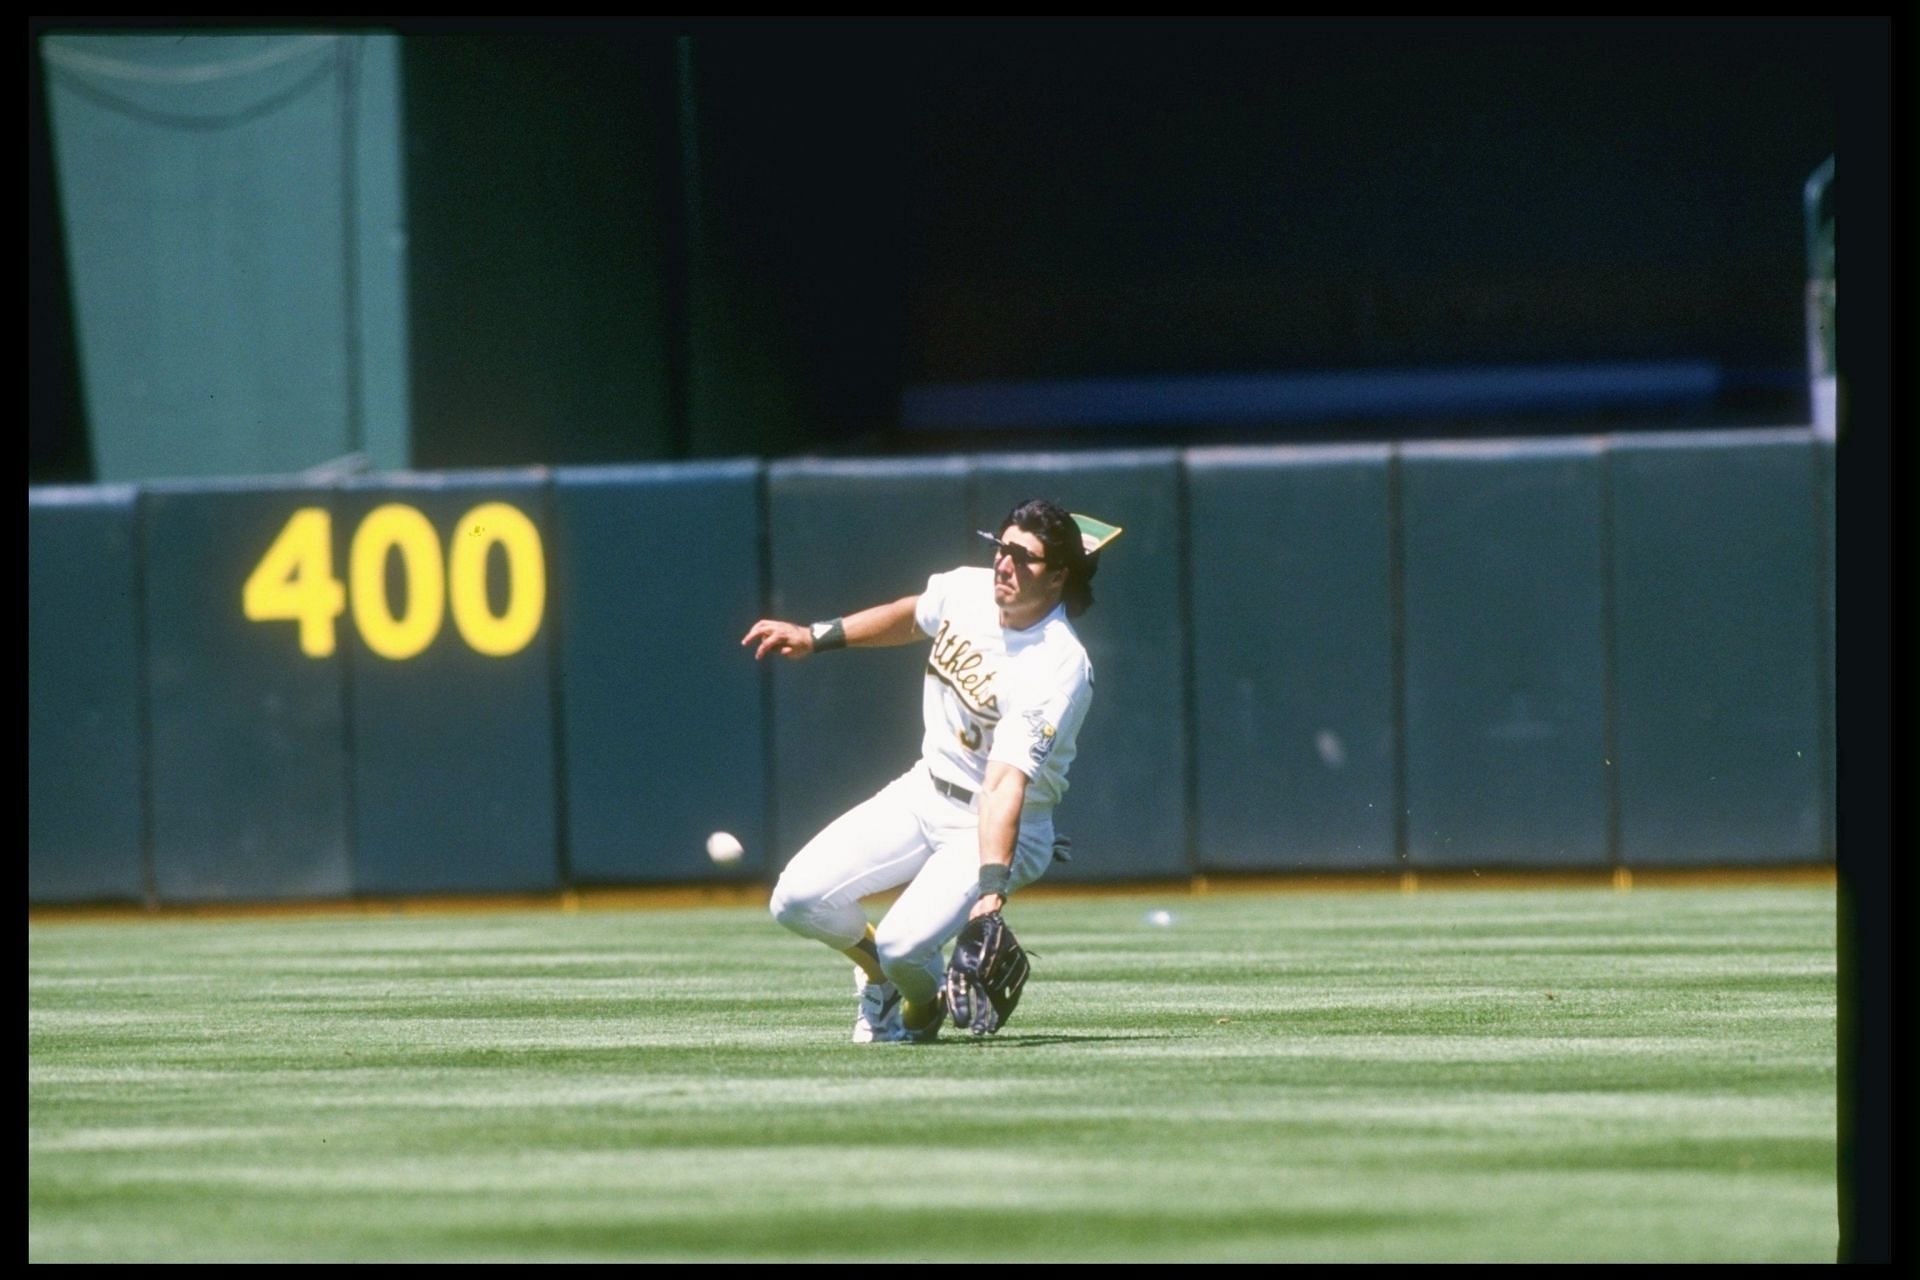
[743,498,1118,1043]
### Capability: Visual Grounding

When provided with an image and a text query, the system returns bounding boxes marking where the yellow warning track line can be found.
[27,863,1834,925]
[1027,864,1835,898]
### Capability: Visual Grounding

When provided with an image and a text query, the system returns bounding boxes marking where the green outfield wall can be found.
[336,471,560,895]
[141,479,355,902]
[26,430,1835,905]
[29,487,146,903]
[1399,439,1611,869]
[1186,445,1397,872]
[1608,432,1830,866]
[551,461,769,885]
[765,458,977,858]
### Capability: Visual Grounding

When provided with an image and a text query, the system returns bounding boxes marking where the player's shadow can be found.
[950,1033,1162,1048]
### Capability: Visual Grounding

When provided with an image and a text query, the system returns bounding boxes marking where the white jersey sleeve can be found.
[914,569,954,639]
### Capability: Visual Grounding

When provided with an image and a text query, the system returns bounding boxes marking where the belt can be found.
[931,775,976,806]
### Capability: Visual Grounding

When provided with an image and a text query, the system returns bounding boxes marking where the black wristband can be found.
[808,618,846,653]
[977,863,1012,898]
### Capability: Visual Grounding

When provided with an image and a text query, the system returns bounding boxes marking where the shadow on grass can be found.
[939,1032,1176,1048]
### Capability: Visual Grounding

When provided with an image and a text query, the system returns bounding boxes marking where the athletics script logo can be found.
[926,619,1002,721]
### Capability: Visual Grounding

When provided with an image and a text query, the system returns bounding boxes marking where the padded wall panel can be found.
[765,458,975,860]
[29,486,147,904]
[552,462,769,882]
[339,472,559,894]
[142,481,352,901]
[1609,431,1826,865]
[1400,439,1610,868]
[1186,446,1397,872]
[1816,439,1835,862]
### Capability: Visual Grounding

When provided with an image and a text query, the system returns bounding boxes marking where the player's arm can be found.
[741,594,922,661]
[970,761,1027,919]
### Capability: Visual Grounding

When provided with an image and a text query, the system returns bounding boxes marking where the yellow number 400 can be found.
[243,503,546,660]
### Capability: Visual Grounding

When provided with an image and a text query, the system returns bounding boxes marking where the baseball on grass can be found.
[706,831,745,865]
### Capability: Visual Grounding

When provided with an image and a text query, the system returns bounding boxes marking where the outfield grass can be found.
[29,884,1835,1262]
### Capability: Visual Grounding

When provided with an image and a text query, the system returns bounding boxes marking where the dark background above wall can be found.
[29,18,1871,483]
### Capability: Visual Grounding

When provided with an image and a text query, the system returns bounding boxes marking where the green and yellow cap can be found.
[1071,513,1124,557]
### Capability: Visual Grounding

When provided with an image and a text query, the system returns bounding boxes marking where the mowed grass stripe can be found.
[30,885,1834,1262]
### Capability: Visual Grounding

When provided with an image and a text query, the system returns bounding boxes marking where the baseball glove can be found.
[944,910,1031,1036]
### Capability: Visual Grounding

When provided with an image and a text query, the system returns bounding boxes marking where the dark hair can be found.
[1002,498,1098,618]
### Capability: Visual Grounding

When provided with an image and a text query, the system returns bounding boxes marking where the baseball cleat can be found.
[852,968,903,1044]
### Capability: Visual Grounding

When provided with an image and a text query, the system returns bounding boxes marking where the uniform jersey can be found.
[913,567,1093,812]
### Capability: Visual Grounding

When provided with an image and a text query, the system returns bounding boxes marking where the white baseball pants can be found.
[769,762,1056,1008]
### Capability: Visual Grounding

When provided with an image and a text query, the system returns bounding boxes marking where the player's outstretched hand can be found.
[741,619,813,661]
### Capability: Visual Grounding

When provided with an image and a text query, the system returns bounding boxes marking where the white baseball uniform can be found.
[768,566,1094,1010]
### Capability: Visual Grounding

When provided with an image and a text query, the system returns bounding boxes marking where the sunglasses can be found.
[976,530,1047,569]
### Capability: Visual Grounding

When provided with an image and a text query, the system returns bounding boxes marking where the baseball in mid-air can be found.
[706,831,745,865]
